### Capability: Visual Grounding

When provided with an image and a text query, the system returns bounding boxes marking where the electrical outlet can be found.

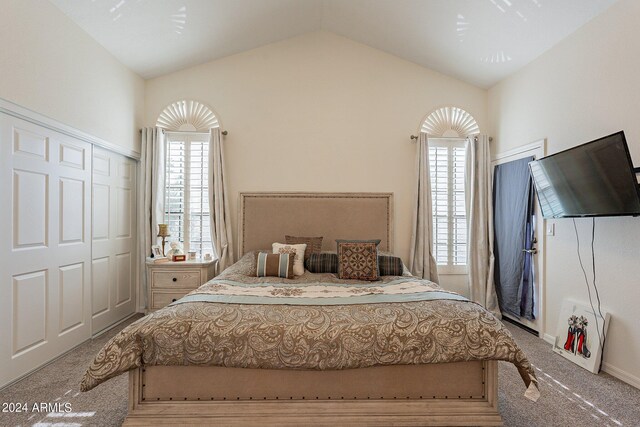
[546,223,555,236]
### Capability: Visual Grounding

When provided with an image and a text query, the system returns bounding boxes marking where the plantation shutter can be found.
[428,138,468,273]
[164,134,214,258]
[165,139,185,245]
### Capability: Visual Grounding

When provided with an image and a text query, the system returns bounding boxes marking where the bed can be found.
[81,192,538,426]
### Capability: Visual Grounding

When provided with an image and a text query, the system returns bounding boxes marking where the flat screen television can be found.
[529,131,640,218]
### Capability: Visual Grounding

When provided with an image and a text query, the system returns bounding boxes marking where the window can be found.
[420,106,478,274]
[164,132,213,258]
[429,138,467,273]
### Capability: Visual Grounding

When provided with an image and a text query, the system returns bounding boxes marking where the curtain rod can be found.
[139,128,228,136]
[409,135,493,142]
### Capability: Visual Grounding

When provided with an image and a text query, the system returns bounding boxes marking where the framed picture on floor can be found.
[553,299,610,374]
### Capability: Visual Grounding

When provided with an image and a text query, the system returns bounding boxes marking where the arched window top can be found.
[421,106,479,138]
[156,100,219,132]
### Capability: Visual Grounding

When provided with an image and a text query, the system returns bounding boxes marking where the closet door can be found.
[91,147,137,335]
[0,114,92,387]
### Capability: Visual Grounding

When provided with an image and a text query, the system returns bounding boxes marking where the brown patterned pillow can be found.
[285,235,323,261]
[336,239,381,281]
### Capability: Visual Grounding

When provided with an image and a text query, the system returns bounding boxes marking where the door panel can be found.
[91,147,137,335]
[92,257,110,316]
[60,178,85,244]
[13,170,48,248]
[0,114,92,387]
[59,262,85,334]
[12,270,47,355]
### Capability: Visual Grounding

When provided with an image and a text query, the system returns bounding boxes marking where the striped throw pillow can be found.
[256,252,294,279]
[378,255,404,276]
[305,253,338,273]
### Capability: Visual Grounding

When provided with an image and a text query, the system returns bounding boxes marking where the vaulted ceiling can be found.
[50,0,619,88]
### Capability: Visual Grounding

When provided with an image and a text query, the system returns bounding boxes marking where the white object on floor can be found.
[553,299,610,374]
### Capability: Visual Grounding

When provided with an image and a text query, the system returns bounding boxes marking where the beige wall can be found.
[489,0,640,387]
[1,0,144,154]
[145,31,487,291]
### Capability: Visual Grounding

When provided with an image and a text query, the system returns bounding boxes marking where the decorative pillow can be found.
[285,235,323,261]
[272,243,307,276]
[305,253,338,274]
[378,255,404,276]
[256,252,294,279]
[336,239,380,281]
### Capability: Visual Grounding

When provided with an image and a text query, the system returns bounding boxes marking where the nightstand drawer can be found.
[152,270,201,289]
[150,291,190,309]
[146,258,215,313]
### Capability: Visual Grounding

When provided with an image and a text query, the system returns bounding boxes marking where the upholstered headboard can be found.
[238,192,394,258]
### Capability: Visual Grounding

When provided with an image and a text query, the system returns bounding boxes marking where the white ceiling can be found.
[50,0,619,88]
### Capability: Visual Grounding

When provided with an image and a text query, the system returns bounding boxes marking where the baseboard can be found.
[91,312,141,338]
[1,313,141,391]
[543,333,556,345]
[602,362,640,389]
[542,333,639,389]
[502,316,539,336]
[0,339,92,391]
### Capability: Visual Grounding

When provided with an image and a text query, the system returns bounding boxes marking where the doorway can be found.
[491,140,546,334]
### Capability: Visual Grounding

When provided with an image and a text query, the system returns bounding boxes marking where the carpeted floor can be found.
[498,324,639,427]
[1,315,638,426]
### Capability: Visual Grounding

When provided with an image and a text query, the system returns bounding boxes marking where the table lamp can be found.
[157,224,170,256]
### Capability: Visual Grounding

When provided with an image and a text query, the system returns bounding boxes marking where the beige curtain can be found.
[465,135,500,316]
[409,132,440,282]
[138,127,165,309]
[208,127,234,273]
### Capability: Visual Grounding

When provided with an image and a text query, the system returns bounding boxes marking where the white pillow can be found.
[272,243,307,276]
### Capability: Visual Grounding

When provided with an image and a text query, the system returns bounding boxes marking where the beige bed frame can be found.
[124,192,503,426]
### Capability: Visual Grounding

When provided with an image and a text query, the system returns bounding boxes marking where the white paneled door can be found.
[91,147,137,335]
[0,114,92,387]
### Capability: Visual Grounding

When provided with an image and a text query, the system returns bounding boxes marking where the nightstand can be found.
[146,258,216,312]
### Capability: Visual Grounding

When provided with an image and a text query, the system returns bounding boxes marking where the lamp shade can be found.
[157,223,170,237]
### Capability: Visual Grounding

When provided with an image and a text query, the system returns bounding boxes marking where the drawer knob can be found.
[172,298,177,302]
[172,278,177,282]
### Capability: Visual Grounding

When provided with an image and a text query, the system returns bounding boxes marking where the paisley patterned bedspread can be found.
[81,253,539,401]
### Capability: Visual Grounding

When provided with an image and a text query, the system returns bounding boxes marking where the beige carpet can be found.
[1,314,639,426]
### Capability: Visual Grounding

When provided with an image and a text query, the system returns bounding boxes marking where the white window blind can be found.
[165,133,214,258]
[428,138,467,273]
